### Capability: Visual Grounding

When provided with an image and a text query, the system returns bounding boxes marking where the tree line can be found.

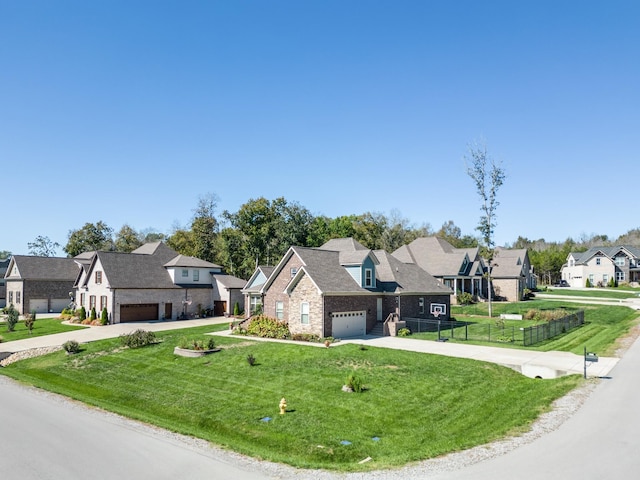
[11,195,640,284]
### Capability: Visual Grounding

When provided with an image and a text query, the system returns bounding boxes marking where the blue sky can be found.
[2,1,639,256]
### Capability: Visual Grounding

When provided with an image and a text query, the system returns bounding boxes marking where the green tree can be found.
[191,193,220,263]
[166,227,195,256]
[217,227,246,278]
[101,307,109,325]
[114,224,143,252]
[0,250,11,259]
[465,140,506,317]
[5,304,19,332]
[64,221,114,257]
[28,235,61,256]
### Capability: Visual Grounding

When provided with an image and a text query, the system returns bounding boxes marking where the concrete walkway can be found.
[210,330,618,379]
[0,317,232,354]
[2,315,619,379]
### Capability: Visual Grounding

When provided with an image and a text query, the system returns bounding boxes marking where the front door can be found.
[165,303,172,320]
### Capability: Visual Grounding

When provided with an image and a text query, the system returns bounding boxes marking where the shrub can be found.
[291,333,321,342]
[5,304,19,332]
[345,372,364,393]
[457,292,475,305]
[90,307,97,321]
[78,306,87,321]
[25,310,36,334]
[247,353,257,366]
[100,307,108,325]
[120,329,157,348]
[233,302,240,316]
[585,278,592,288]
[62,340,81,354]
[397,327,411,337]
[178,337,216,350]
[246,315,290,339]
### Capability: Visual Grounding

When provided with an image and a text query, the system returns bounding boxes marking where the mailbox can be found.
[585,353,598,363]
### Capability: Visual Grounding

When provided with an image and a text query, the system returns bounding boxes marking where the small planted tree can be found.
[25,310,37,335]
[90,307,97,321]
[5,304,19,332]
[101,307,108,325]
[233,302,240,316]
[78,306,87,321]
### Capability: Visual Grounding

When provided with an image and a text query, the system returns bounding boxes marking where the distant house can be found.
[561,245,640,288]
[4,256,79,314]
[392,237,486,302]
[491,247,536,300]
[392,237,534,302]
[0,257,10,308]
[242,266,275,315]
[74,242,246,323]
[244,238,452,338]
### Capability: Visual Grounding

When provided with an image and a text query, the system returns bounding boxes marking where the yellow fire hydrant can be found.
[279,397,287,415]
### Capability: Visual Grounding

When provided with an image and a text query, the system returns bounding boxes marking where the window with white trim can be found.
[275,301,284,320]
[596,258,601,265]
[193,270,199,281]
[365,268,373,287]
[617,271,625,282]
[300,302,309,324]
[95,271,102,284]
[100,296,108,310]
[419,297,424,314]
[615,257,626,267]
[182,269,189,277]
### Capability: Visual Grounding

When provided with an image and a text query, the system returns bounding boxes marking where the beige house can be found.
[74,242,246,323]
[491,247,536,301]
[561,245,640,288]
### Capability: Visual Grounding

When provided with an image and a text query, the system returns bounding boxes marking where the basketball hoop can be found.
[433,311,440,319]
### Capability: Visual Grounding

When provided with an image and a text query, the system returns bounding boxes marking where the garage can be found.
[331,311,366,338]
[51,298,71,312]
[120,303,159,322]
[29,299,49,313]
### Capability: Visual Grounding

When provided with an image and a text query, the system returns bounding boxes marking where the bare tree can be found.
[465,140,506,317]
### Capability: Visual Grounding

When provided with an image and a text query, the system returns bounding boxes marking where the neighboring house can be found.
[392,237,486,302]
[392,237,534,302]
[0,257,10,308]
[212,274,247,316]
[561,245,640,288]
[245,238,452,338]
[74,242,246,323]
[491,247,536,301]
[4,256,80,314]
[242,265,275,315]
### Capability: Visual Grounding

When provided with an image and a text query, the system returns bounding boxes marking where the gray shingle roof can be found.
[213,274,247,289]
[292,247,363,293]
[319,238,368,251]
[392,237,479,277]
[164,255,221,269]
[95,251,178,289]
[492,247,528,278]
[8,256,79,281]
[571,245,640,264]
[132,242,181,264]
[374,250,452,294]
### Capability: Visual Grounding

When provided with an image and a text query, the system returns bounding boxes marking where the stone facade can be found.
[288,273,324,336]
[6,279,75,314]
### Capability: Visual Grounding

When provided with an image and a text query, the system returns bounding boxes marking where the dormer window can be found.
[95,271,102,284]
[596,257,601,265]
[365,268,373,287]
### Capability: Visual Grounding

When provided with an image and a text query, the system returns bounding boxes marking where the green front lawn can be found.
[0,325,581,472]
[541,288,640,299]
[0,317,86,342]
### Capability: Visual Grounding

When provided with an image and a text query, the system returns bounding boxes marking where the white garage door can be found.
[51,298,71,312]
[332,311,366,338]
[29,299,48,313]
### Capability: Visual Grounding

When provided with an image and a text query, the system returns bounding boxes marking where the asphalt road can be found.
[0,376,273,480]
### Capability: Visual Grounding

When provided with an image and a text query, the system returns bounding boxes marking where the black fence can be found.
[522,310,585,346]
[404,310,585,346]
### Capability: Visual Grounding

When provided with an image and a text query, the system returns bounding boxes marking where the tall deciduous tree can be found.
[114,224,143,253]
[191,193,220,263]
[64,221,114,257]
[28,235,61,257]
[465,141,506,317]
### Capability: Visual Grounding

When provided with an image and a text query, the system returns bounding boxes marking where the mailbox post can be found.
[584,347,598,379]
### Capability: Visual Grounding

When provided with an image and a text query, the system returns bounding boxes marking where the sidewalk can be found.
[0,317,231,354]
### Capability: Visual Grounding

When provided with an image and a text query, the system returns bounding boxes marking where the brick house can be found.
[73,242,246,323]
[4,256,79,314]
[245,238,452,338]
